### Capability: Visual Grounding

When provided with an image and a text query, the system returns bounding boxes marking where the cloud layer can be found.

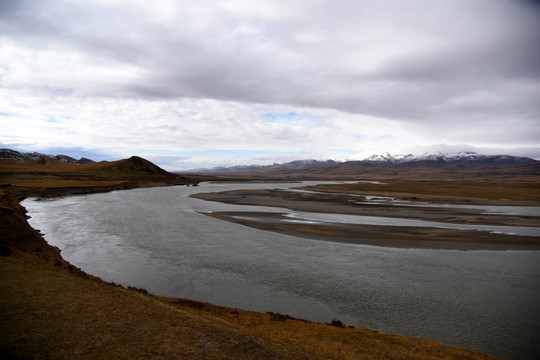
[1,0,539,169]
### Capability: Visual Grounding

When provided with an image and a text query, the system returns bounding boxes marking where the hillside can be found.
[0,187,500,359]
[0,154,197,198]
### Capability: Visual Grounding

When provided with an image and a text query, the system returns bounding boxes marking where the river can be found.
[22,182,540,359]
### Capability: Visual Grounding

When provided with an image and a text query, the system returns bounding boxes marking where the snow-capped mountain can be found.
[191,151,538,180]
[363,152,533,164]
[363,153,417,163]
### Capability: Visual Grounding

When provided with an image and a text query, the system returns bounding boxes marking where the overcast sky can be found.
[1,0,539,170]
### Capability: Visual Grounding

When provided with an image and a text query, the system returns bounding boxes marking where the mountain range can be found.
[0,148,95,164]
[202,152,537,170]
[361,152,535,164]
[2,148,539,180]
[194,152,540,180]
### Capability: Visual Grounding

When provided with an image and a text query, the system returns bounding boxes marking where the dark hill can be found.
[1,149,172,178]
[1,154,173,178]
[106,156,170,176]
[0,153,196,198]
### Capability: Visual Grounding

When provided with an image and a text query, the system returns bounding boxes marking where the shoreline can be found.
[8,180,198,201]
[192,188,540,251]
[203,211,540,251]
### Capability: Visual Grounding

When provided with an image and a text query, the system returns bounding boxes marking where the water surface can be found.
[23,182,540,360]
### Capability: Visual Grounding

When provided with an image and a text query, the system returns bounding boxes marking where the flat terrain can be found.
[192,180,540,250]
[300,181,540,204]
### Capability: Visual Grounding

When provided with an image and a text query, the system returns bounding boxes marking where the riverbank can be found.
[1,255,500,360]
[203,211,540,250]
[0,186,501,359]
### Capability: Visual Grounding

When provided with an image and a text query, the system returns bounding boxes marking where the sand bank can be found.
[192,189,540,251]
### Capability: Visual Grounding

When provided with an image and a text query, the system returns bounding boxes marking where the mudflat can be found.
[192,187,540,251]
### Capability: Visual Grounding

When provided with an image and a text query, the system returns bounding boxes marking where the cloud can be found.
[0,0,539,169]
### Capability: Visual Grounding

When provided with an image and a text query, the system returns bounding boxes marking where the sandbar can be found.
[192,188,540,251]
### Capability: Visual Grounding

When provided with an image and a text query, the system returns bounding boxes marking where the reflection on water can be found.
[23,182,540,360]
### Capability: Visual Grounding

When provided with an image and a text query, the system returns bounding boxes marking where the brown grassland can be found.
[0,156,196,198]
[0,255,499,360]
[0,156,519,359]
[301,180,540,204]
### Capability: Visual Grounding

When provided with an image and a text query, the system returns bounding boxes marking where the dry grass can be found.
[0,257,280,360]
[1,158,136,175]
[0,157,181,179]
[303,180,540,204]
[0,156,195,198]
[0,257,499,360]
[0,179,127,188]
[162,300,498,360]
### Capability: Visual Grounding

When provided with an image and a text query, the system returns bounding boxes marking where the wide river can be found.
[23,182,540,360]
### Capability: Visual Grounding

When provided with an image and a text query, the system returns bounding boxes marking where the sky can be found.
[1,0,539,170]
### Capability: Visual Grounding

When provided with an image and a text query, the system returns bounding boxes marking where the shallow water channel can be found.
[23,182,540,359]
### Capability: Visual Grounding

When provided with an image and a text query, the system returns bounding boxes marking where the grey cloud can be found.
[1,0,539,141]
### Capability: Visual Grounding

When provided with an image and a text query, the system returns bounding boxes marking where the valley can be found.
[1,150,539,359]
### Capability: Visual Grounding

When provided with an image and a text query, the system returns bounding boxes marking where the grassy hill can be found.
[0,155,196,198]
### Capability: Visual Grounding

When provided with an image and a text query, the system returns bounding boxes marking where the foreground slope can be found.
[0,187,499,359]
[1,255,498,360]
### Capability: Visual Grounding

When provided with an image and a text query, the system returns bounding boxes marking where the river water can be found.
[22,182,540,359]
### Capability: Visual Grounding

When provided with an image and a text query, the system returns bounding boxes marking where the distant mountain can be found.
[0,148,94,164]
[363,152,535,165]
[199,159,339,173]
[193,152,540,180]
[364,153,417,163]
